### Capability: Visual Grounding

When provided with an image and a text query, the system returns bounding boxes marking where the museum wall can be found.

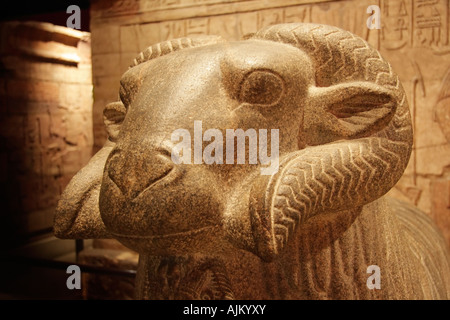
[0,21,93,248]
[89,0,450,247]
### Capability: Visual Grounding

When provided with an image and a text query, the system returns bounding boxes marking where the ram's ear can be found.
[54,101,125,239]
[103,101,126,142]
[54,140,115,239]
[304,82,397,146]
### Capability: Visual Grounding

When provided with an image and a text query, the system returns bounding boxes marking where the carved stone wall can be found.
[0,21,93,247]
[89,0,450,248]
[377,0,450,246]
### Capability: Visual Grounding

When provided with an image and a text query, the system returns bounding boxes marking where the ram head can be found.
[55,23,412,263]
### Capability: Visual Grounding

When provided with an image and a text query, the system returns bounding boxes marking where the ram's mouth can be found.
[131,166,182,202]
[110,225,220,240]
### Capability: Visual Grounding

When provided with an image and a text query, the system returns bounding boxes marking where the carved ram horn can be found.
[248,23,413,261]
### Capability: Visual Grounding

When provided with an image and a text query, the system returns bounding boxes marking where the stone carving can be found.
[435,68,450,143]
[137,255,235,300]
[0,21,93,247]
[55,23,450,299]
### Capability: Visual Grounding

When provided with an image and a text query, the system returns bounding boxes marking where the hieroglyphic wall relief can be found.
[0,21,93,247]
[376,0,450,247]
[381,0,450,49]
[436,69,450,143]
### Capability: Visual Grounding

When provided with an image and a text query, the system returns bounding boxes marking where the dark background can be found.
[0,1,91,31]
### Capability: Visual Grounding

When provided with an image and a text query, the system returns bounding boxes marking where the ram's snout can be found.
[98,142,225,255]
[106,148,176,200]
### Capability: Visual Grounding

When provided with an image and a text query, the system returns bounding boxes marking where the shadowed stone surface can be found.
[0,21,93,247]
[55,23,450,300]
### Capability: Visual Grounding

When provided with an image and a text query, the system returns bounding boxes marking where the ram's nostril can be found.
[107,150,175,200]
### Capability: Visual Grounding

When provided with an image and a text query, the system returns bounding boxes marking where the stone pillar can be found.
[0,21,93,247]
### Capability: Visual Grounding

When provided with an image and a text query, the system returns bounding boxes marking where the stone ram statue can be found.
[54,23,450,299]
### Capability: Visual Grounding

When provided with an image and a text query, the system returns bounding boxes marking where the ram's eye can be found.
[239,70,284,106]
